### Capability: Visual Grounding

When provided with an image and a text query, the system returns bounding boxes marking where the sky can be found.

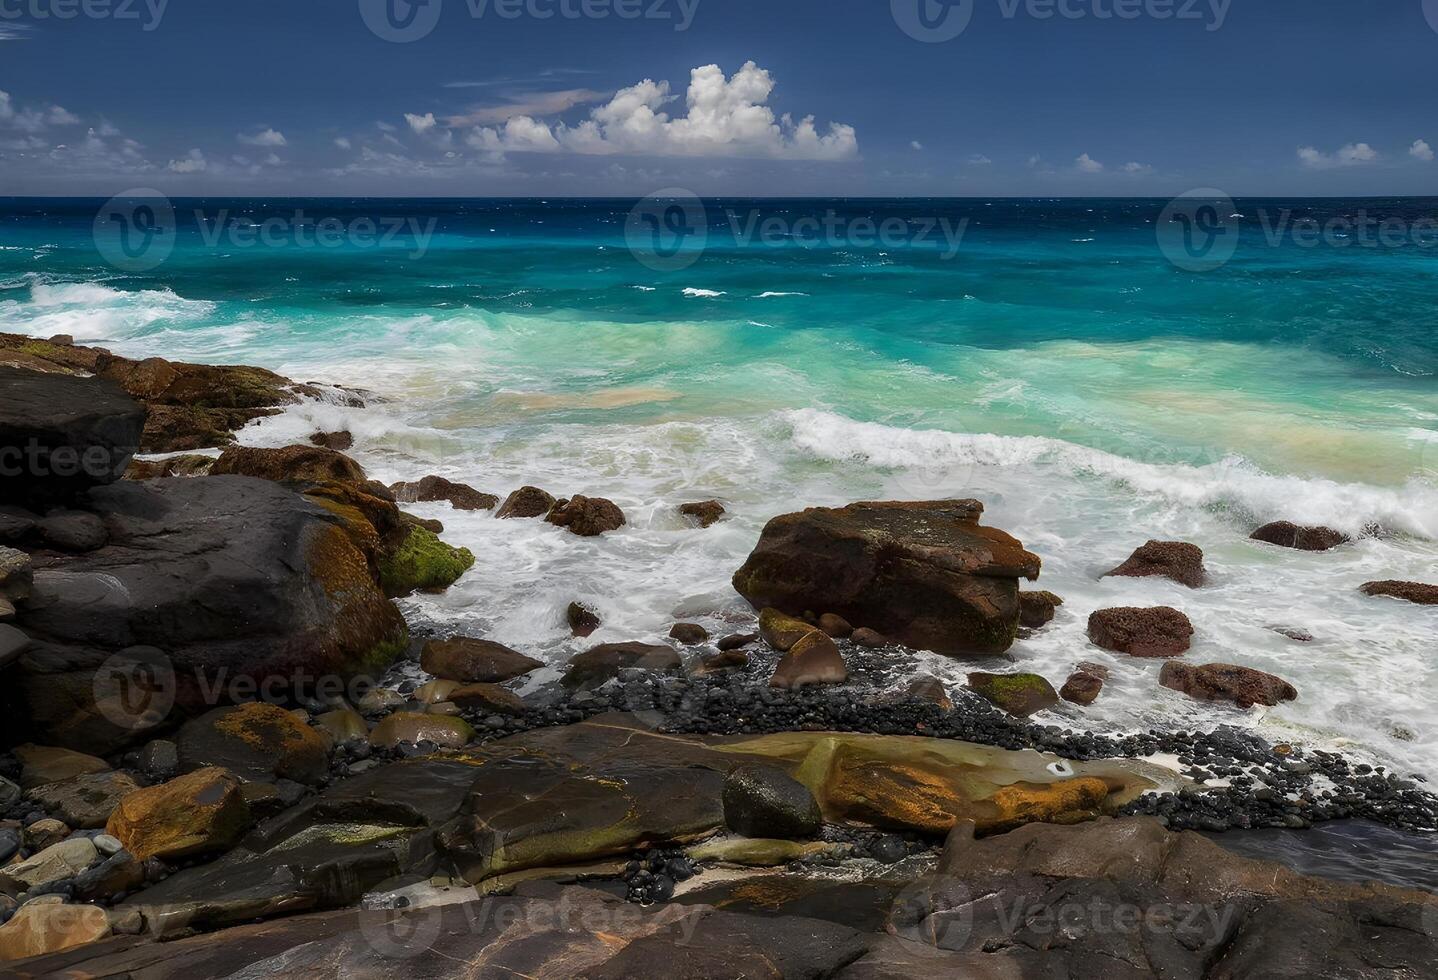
[0,0,1435,197]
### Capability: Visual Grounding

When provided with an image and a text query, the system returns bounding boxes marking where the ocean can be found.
[2,196,1435,781]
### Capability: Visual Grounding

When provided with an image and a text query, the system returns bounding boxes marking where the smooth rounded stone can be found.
[563,643,681,687]
[903,674,953,711]
[966,672,1060,718]
[496,485,557,519]
[91,835,123,857]
[420,637,543,684]
[209,443,367,484]
[414,679,462,705]
[758,608,815,652]
[1360,580,1438,605]
[314,708,369,744]
[176,702,331,787]
[1060,671,1105,707]
[388,475,498,512]
[1160,662,1298,709]
[368,712,475,750]
[679,500,726,528]
[769,631,848,690]
[1087,606,1194,658]
[427,702,462,717]
[22,819,71,852]
[817,613,853,639]
[0,624,30,670]
[308,430,354,452]
[1250,521,1350,552]
[106,767,251,862]
[717,632,758,652]
[0,901,110,961]
[0,837,98,893]
[567,602,601,638]
[546,495,626,537]
[356,688,408,716]
[1105,539,1207,588]
[1018,590,1063,628]
[14,746,111,790]
[691,650,750,677]
[668,623,709,645]
[137,740,179,781]
[26,771,141,829]
[722,765,822,839]
[850,627,887,648]
[36,511,108,553]
[448,683,525,716]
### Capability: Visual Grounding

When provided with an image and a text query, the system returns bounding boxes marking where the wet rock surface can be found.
[1160,662,1299,709]
[1105,539,1207,588]
[1251,520,1350,552]
[1360,580,1438,605]
[387,475,498,512]
[1088,605,1195,657]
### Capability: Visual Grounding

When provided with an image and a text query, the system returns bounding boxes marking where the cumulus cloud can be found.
[911,140,923,151]
[967,153,992,165]
[1075,153,1104,173]
[1410,139,1434,162]
[458,62,857,161]
[405,113,438,135]
[1297,142,1378,169]
[1121,161,1152,174]
[238,127,287,147]
[0,91,82,132]
[167,148,208,173]
[335,137,352,150]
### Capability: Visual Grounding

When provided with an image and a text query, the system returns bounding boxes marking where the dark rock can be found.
[770,631,848,689]
[717,632,758,651]
[733,499,1041,657]
[1018,589,1063,628]
[679,499,726,528]
[1160,662,1298,709]
[691,649,750,676]
[722,764,822,839]
[1361,580,1438,605]
[496,485,556,519]
[0,623,30,670]
[36,510,108,552]
[903,674,952,711]
[1270,626,1315,642]
[105,767,252,863]
[0,366,145,506]
[0,544,32,602]
[1251,521,1350,552]
[176,703,332,786]
[308,431,353,452]
[1088,606,1194,657]
[209,444,367,485]
[546,495,626,536]
[1060,670,1105,706]
[1105,539,1207,588]
[966,672,1059,717]
[850,627,887,648]
[419,637,542,683]
[818,613,853,638]
[564,643,680,686]
[26,770,141,828]
[124,453,216,479]
[388,475,498,511]
[758,607,816,652]
[138,740,179,780]
[448,683,525,716]
[668,623,709,645]
[567,602,601,638]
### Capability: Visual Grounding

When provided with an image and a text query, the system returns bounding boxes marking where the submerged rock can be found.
[722,765,822,839]
[1160,661,1298,709]
[769,631,848,689]
[546,495,627,537]
[733,499,1041,657]
[309,430,354,452]
[1360,580,1438,605]
[420,637,542,683]
[1087,606,1194,657]
[1105,539,1207,588]
[679,499,726,528]
[965,672,1059,718]
[1251,520,1350,552]
[567,601,602,638]
[388,475,498,512]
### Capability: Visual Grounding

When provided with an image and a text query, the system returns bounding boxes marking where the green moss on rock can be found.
[966,672,1059,718]
[379,526,475,597]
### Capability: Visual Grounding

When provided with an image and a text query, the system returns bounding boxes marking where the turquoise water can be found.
[2,198,1436,779]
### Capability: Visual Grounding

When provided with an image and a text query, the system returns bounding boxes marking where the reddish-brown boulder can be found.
[1105,540,1206,588]
[547,495,626,536]
[497,486,556,519]
[1088,606,1194,658]
[1360,581,1438,605]
[389,476,498,512]
[309,430,354,451]
[421,637,542,683]
[1018,590,1063,628]
[567,602,601,638]
[679,500,726,528]
[209,444,367,485]
[1159,662,1298,708]
[1251,521,1349,552]
[1060,670,1105,706]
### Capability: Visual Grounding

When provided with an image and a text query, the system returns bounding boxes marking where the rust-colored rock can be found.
[209,444,367,485]
[1360,580,1438,605]
[0,902,110,961]
[309,430,354,451]
[1160,662,1298,709]
[1105,540,1206,588]
[106,767,252,862]
[497,486,556,519]
[1060,671,1105,706]
[1088,606,1194,658]
[176,702,332,786]
[546,495,626,536]
[1018,590,1063,628]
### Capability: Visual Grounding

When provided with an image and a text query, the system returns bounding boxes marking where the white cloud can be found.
[461,62,857,161]
[0,91,82,132]
[447,88,608,126]
[1027,154,1042,168]
[1298,142,1378,169]
[967,153,992,166]
[334,137,352,150]
[1075,153,1104,173]
[405,113,438,135]
[45,106,80,126]
[167,149,208,173]
[1410,139,1434,162]
[911,140,923,151]
[238,127,287,147]
[1121,161,1152,174]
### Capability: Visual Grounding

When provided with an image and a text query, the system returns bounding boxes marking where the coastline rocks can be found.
[420,637,542,684]
[0,623,30,669]
[376,526,474,597]
[497,485,557,519]
[564,643,681,687]
[1087,606,1194,658]
[314,708,368,744]
[1105,539,1206,588]
[1360,580,1438,605]
[965,672,1059,717]
[692,649,750,676]
[36,509,108,552]
[388,475,498,512]
[1160,662,1298,709]
[368,712,475,750]
[758,607,815,652]
[0,901,110,961]
[669,623,709,645]
[309,430,353,451]
[176,703,332,786]
[1018,589,1063,628]
[26,771,141,829]
[1251,521,1349,552]
[733,499,1041,657]
[769,631,848,689]
[904,674,953,711]
[0,367,146,506]
[15,745,111,789]
[567,602,601,638]
[106,767,251,862]
[24,818,70,851]
[209,444,367,485]
[546,495,626,537]
[679,500,726,528]
[722,765,822,839]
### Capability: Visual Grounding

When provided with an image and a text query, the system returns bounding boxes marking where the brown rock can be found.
[22,819,70,852]
[14,745,110,790]
[692,650,751,676]
[546,495,626,537]
[758,607,815,652]
[564,643,681,686]
[966,672,1060,717]
[420,637,542,683]
[209,444,367,485]
[1160,662,1298,709]
[368,712,475,750]
[904,674,953,711]
[124,453,215,479]
[448,684,526,716]
[769,631,848,689]
[1076,661,1111,680]
[106,767,251,862]
[26,771,141,829]
[1018,590,1063,628]
[314,707,368,744]
[1060,671,1105,706]
[176,702,332,786]
[567,602,601,638]
[1251,521,1349,552]
[669,623,710,645]
[1088,606,1194,658]
[389,475,498,512]
[817,613,853,638]
[679,500,726,528]
[1105,540,1206,588]
[309,430,354,452]
[1360,580,1438,605]
[733,499,1041,657]
[717,632,758,651]
[497,485,556,519]
[0,902,110,961]
[850,627,887,648]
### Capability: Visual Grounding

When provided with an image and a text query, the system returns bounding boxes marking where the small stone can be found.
[817,613,853,638]
[546,495,626,536]
[309,430,355,452]
[717,632,758,651]
[904,674,953,711]
[14,746,110,791]
[368,713,475,750]
[0,778,19,808]
[92,835,123,857]
[357,688,408,716]
[567,602,601,638]
[966,672,1060,718]
[0,901,110,960]
[26,772,141,829]
[758,608,815,652]
[769,631,847,690]
[691,650,750,676]
[679,500,726,528]
[0,837,98,893]
[448,684,525,716]
[421,637,543,684]
[105,767,252,863]
[668,623,709,645]
[1060,671,1105,706]
[136,740,179,781]
[314,708,369,744]
[850,627,887,648]
[22,819,70,853]
[1250,521,1349,552]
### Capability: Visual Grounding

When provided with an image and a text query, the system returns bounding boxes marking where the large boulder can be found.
[176,703,332,786]
[0,367,145,507]
[732,500,1041,657]
[1087,606,1194,657]
[7,477,408,752]
[106,767,252,862]
[1251,521,1349,552]
[1160,661,1298,709]
[420,637,542,683]
[1104,539,1206,588]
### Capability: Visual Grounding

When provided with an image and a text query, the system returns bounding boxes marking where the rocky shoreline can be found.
[0,334,1434,975]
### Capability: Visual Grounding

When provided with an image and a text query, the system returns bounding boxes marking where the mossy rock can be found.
[966,672,1059,718]
[378,526,475,597]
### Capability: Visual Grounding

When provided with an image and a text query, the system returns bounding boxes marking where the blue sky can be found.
[1,0,1435,196]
